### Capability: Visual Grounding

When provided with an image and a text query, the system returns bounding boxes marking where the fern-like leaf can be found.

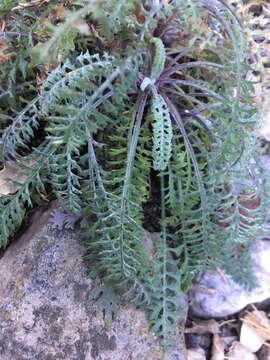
[0,145,51,248]
[149,174,182,347]
[150,37,166,80]
[84,95,153,306]
[0,97,39,161]
[152,94,173,171]
[41,52,139,213]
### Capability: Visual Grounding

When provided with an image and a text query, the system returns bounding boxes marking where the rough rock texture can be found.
[189,239,270,318]
[0,206,185,360]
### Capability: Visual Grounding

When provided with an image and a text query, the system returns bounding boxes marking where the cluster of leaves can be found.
[230,0,270,79]
[0,0,269,349]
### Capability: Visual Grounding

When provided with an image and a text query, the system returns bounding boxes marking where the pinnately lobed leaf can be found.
[140,37,166,91]
[150,37,166,80]
[152,94,173,171]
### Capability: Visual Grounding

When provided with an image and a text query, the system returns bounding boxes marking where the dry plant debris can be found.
[240,306,270,352]
[185,306,270,359]
[0,163,27,195]
[210,334,225,360]
[228,341,258,360]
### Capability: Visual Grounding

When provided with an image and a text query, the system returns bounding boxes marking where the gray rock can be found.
[0,206,184,360]
[189,239,270,318]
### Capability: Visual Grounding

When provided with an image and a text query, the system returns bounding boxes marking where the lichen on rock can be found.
[0,206,177,360]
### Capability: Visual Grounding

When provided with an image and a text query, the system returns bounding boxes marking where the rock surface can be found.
[189,239,270,318]
[2,204,270,359]
[0,206,184,360]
